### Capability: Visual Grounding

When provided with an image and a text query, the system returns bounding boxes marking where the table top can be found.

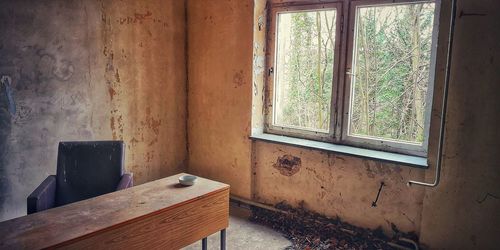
[0,173,229,249]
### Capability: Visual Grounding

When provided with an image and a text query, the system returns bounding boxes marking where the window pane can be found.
[273,9,337,133]
[349,2,436,144]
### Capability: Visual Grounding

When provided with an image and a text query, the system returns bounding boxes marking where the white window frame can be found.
[265,2,343,143]
[264,0,441,157]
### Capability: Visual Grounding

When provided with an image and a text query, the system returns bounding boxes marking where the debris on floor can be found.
[249,202,419,250]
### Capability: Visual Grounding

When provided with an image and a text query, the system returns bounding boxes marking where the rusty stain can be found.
[130,137,139,146]
[135,11,153,22]
[145,150,155,163]
[110,116,116,140]
[117,115,124,135]
[233,70,245,88]
[273,155,301,176]
[130,165,142,179]
[148,138,158,146]
[108,87,116,101]
[109,109,123,140]
[106,52,114,71]
[143,107,162,136]
[115,69,121,83]
[204,16,215,24]
[118,11,153,25]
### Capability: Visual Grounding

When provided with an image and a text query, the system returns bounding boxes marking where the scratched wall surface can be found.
[0,0,187,221]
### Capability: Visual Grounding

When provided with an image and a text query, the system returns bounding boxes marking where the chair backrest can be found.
[55,141,125,206]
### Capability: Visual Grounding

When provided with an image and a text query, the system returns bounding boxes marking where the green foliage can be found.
[351,3,435,143]
[275,10,336,131]
[274,3,435,144]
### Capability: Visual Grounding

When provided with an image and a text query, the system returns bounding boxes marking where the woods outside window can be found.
[265,0,440,156]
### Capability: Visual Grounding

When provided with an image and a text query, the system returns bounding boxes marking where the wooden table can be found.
[0,173,229,250]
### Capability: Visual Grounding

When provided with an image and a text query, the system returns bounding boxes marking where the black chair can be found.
[27,141,133,214]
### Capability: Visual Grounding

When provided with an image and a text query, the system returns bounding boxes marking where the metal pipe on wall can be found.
[408,0,457,188]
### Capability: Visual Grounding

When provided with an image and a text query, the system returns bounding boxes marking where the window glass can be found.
[273,9,337,132]
[349,2,436,144]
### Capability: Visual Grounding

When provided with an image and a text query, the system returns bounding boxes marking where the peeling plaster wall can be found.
[186,0,500,245]
[253,142,426,234]
[251,0,267,136]
[250,0,450,235]
[187,0,254,199]
[96,0,187,187]
[1,0,498,247]
[187,0,429,235]
[0,0,187,221]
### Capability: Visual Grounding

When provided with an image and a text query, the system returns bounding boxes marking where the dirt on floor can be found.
[249,201,420,250]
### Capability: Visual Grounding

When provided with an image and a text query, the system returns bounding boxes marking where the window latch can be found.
[268,67,274,76]
[346,69,355,76]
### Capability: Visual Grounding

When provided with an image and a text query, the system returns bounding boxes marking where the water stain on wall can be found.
[0,0,95,221]
[0,0,188,222]
[273,154,301,176]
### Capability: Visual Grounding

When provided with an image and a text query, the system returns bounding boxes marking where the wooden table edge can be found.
[48,186,230,249]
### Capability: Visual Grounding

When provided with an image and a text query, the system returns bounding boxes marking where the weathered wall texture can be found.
[187,0,500,246]
[419,0,500,248]
[251,0,267,136]
[0,0,187,221]
[250,0,450,234]
[187,0,253,199]
[96,0,187,187]
[1,0,498,247]
[254,142,426,233]
[187,0,430,235]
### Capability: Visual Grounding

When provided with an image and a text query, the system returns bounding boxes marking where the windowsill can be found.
[250,133,428,169]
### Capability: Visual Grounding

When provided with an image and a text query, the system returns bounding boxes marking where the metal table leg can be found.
[202,237,207,250]
[220,229,226,250]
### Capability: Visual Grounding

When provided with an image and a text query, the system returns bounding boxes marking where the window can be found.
[265,0,439,156]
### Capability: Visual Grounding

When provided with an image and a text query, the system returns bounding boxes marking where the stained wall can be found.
[419,0,500,248]
[187,0,254,199]
[0,0,187,221]
[187,0,500,246]
[187,0,430,234]
[1,0,498,247]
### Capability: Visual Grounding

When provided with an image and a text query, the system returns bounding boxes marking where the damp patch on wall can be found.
[273,154,301,176]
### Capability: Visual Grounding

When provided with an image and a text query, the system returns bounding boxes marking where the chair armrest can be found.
[27,175,56,214]
[116,173,133,190]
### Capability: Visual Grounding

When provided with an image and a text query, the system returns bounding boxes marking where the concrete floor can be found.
[183,205,291,250]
